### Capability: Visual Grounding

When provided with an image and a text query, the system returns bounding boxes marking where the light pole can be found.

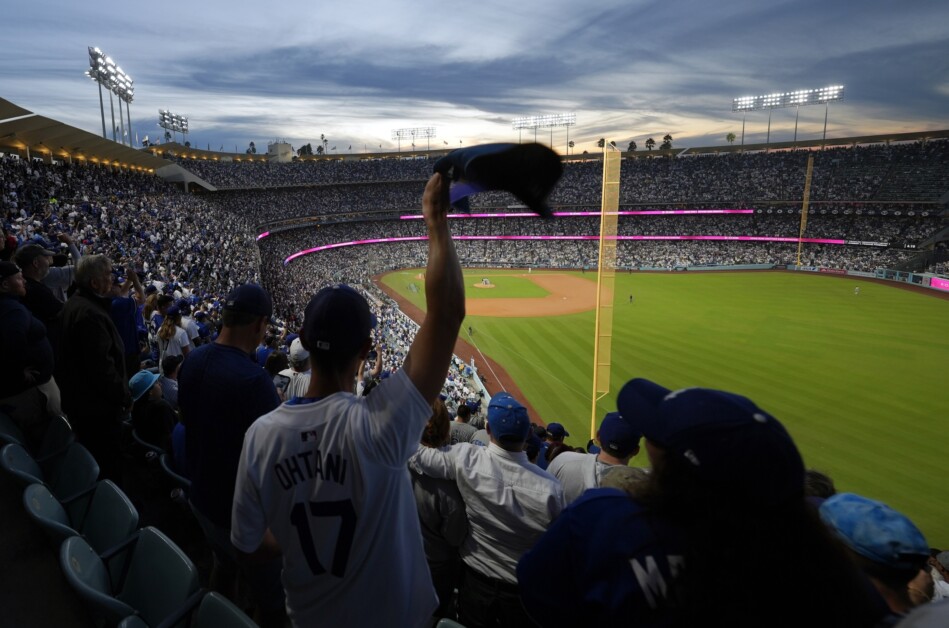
[733,86,844,148]
[391,127,436,153]
[86,47,135,145]
[512,113,577,154]
[159,110,189,145]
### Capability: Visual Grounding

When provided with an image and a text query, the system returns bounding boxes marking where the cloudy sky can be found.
[2,0,948,154]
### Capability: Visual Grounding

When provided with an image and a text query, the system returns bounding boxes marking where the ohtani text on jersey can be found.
[274,449,349,490]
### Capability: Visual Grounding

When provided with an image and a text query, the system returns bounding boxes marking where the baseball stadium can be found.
[2,106,949,624]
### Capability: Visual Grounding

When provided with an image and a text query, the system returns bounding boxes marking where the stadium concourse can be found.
[1,137,948,626]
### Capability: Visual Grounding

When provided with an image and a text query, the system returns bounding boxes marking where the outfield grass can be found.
[382,269,949,546]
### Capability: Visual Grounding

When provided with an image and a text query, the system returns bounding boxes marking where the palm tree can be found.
[645,137,656,151]
[568,140,575,154]
[726,132,736,145]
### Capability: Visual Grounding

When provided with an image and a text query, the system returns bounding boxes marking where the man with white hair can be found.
[57,254,131,481]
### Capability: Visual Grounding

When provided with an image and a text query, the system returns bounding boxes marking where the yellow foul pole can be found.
[796,154,814,267]
[590,147,621,438]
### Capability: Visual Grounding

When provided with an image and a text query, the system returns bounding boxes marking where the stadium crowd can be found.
[2,139,948,627]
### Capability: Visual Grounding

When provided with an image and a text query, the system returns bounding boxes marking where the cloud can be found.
[1,0,947,152]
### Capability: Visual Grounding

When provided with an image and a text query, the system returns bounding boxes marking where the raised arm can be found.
[126,262,145,303]
[402,173,465,403]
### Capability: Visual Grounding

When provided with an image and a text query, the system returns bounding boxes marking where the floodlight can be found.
[732,85,845,146]
[390,127,437,151]
[510,112,576,151]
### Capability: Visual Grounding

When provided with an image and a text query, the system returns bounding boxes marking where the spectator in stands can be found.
[0,260,57,443]
[804,468,838,502]
[16,243,62,332]
[177,300,201,349]
[42,232,82,302]
[178,283,285,627]
[279,337,311,400]
[159,354,183,411]
[907,568,935,606]
[931,550,949,601]
[230,172,466,627]
[449,403,477,445]
[537,421,568,470]
[256,332,277,367]
[56,254,131,482]
[547,411,642,504]
[411,398,469,621]
[110,264,146,378]
[128,369,176,453]
[821,493,931,617]
[156,305,190,363]
[411,391,564,627]
[518,378,883,627]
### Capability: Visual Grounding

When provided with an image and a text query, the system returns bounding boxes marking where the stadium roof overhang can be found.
[0,97,171,172]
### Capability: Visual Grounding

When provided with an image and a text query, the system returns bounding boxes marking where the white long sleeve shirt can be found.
[410,441,564,583]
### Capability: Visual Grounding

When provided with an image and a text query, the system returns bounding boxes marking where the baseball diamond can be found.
[380,268,949,548]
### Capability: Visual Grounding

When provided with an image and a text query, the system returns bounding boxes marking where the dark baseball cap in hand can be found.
[433,143,563,218]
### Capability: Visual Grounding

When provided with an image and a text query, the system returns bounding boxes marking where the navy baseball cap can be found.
[0,261,21,280]
[303,284,376,357]
[546,422,569,439]
[597,412,642,458]
[617,378,805,507]
[14,243,55,266]
[820,493,929,571]
[487,392,530,443]
[224,284,273,318]
[433,142,563,218]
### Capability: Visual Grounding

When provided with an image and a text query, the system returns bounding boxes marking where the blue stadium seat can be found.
[115,592,257,628]
[1,441,99,501]
[23,480,138,555]
[60,526,200,627]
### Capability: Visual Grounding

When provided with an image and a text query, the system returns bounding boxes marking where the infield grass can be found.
[381,269,949,546]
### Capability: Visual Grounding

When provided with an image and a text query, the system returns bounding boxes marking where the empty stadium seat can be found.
[0,412,26,447]
[0,442,99,504]
[60,526,200,627]
[23,480,139,554]
[0,412,73,461]
[115,592,257,628]
[191,592,258,628]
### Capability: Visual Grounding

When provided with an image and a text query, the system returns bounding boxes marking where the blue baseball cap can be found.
[617,378,805,507]
[129,370,161,402]
[224,284,273,318]
[487,392,530,443]
[546,422,569,440]
[597,412,642,458]
[303,284,376,357]
[820,493,929,570]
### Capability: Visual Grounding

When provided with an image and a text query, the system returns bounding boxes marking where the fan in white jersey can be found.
[231,173,465,627]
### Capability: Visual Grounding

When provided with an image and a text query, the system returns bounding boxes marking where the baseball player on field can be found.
[230,173,465,627]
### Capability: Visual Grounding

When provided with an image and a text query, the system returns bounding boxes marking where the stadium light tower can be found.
[512,113,576,153]
[85,47,135,145]
[732,85,844,147]
[391,127,436,152]
[158,110,189,144]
